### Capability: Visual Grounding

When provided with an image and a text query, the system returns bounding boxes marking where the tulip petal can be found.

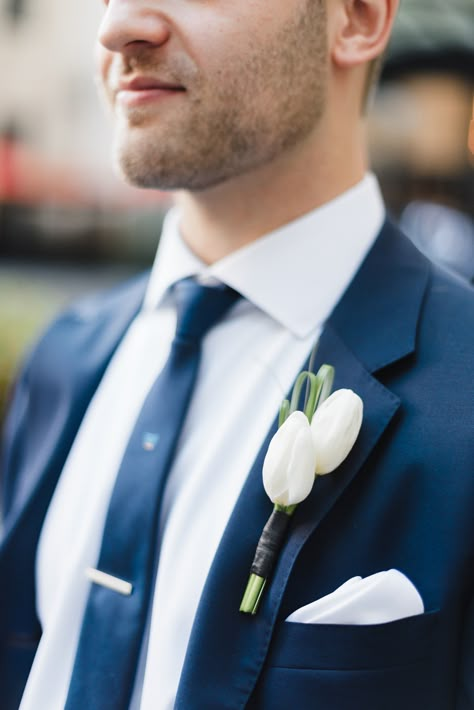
[311,389,363,474]
[287,425,317,505]
[263,411,317,506]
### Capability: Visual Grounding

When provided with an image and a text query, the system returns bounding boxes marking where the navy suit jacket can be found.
[1,220,473,709]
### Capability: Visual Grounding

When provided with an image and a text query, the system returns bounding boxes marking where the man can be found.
[1,0,473,708]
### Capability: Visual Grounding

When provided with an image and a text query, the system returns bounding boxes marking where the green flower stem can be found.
[275,503,297,516]
[239,574,267,615]
[277,365,335,428]
[287,366,335,424]
[290,372,318,418]
[315,364,335,409]
[278,399,290,428]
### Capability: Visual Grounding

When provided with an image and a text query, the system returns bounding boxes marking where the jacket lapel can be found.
[175,221,430,709]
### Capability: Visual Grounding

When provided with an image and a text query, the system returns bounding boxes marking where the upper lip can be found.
[117,76,185,92]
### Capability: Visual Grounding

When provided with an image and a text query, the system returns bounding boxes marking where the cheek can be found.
[174,2,283,74]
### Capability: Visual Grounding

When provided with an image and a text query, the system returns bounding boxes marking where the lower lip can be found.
[117,88,184,107]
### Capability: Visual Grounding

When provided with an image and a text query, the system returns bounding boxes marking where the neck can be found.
[175,112,367,265]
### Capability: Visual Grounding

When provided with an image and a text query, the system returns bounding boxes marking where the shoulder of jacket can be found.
[24,270,150,367]
[62,270,150,325]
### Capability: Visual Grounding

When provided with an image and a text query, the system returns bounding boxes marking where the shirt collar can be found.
[143,173,385,338]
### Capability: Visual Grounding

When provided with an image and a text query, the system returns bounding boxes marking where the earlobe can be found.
[331,0,398,69]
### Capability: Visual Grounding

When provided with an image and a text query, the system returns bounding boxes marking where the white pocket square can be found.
[285,569,424,625]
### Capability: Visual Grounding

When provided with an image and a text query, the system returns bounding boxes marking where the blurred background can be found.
[0,0,473,420]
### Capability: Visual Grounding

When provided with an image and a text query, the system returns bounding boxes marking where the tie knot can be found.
[173,278,241,342]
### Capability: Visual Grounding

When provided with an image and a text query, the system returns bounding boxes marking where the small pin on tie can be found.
[142,432,160,452]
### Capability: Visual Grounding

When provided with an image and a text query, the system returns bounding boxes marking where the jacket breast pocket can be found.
[251,611,442,710]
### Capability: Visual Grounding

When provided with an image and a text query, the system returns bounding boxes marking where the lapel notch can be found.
[329,219,430,374]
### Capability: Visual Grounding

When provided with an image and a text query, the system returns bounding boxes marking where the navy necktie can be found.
[65,278,241,710]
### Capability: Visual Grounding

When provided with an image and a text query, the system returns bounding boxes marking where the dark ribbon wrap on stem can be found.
[250,509,292,578]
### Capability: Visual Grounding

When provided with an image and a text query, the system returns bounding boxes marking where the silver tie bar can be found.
[85,567,133,596]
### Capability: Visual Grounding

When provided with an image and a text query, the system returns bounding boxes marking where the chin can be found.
[113,137,163,189]
[114,143,220,192]
[112,120,298,192]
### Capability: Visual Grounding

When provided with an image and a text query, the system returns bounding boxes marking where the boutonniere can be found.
[240,365,363,615]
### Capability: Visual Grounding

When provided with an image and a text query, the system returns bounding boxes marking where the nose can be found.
[98,0,171,53]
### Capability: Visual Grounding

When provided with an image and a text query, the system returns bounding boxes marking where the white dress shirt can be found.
[20,174,384,710]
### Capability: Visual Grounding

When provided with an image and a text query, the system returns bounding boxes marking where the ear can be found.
[330,0,399,69]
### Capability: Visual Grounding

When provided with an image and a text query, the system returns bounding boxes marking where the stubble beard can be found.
[111,0,328,192]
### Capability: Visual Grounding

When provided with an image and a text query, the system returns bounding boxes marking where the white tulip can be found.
[263,411,317,507]
[311,389,363,475]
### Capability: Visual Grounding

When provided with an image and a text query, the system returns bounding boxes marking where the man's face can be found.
[97,0,328,191]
